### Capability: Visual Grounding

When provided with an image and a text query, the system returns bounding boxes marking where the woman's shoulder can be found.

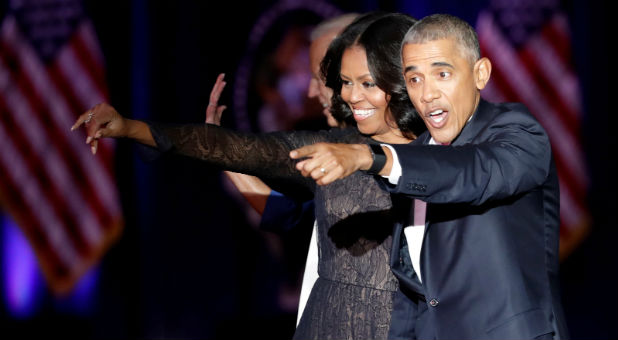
[328,126,367,143]
[266,126,367,150]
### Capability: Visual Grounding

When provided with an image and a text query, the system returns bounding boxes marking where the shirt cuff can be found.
[380,144,401,185]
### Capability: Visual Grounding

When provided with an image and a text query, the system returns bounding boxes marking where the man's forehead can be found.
[402,39,463,69]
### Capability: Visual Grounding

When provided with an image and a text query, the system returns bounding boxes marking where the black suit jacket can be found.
[384,99,569,339]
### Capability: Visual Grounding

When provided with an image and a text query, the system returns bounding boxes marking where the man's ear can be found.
[474,57,492,90]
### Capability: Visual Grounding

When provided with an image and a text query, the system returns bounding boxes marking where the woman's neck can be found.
[370,114,415,144]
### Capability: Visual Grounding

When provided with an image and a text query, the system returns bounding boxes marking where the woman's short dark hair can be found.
[321,12,426,138]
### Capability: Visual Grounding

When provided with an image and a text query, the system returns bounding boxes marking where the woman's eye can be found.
[363,81,376,88]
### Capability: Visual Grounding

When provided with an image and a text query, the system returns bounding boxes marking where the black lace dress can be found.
[148,123,402,340]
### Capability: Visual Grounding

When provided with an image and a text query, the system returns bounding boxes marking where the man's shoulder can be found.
[474,99,551,147]
[481,99,530,115]
[480,99,540,126]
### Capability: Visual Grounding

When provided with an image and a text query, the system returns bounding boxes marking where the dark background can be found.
[1,0,615,339]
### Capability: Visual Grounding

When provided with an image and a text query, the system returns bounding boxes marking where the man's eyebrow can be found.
[404,61,454,74]
[404,65,416,74]
[432,61,454,68]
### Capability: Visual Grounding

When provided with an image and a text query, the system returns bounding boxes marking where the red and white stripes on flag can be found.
[476,2,590,259]
[0,2,123,295]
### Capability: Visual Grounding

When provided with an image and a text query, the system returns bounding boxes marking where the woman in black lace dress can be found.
[73,12,424,340]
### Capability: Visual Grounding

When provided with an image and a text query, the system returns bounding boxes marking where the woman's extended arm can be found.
[71,102,155,153]
[71,100,327,192]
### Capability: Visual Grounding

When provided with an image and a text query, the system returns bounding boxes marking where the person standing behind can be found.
[205,13,359,326]
[290,13,568,340]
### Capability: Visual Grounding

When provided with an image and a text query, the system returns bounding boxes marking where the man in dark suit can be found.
[291,13,568,340]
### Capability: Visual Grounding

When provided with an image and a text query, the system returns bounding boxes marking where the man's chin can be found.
[429,129,454,145]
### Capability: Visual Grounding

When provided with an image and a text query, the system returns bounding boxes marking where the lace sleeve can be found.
[147,122,356,192]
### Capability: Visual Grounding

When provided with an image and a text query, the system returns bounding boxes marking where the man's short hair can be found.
[310,13,360,41]
[401,13,480,65]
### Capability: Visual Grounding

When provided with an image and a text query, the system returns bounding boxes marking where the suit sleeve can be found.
[386,110,553,205]
[259,191,315,234]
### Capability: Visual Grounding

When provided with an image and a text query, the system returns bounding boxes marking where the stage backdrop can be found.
[0,0,614,339]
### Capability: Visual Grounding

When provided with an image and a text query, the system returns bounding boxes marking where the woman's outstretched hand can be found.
[71,102,154,154]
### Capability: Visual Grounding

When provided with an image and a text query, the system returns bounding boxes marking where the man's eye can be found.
[439,71,451,78]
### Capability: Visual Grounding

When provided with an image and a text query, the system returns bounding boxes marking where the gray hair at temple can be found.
[310,13,360,41]
[401,13,481,65]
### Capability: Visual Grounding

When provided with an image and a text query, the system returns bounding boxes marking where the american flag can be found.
[476,0,590,258]
[0,0,123,295]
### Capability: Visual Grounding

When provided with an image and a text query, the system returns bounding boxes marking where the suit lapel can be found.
[451,99,493,146]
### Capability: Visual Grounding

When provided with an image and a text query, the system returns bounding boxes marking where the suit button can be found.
[429,298,439,307]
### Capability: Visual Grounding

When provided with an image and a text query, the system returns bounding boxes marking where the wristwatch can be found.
[366,143,387,174]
